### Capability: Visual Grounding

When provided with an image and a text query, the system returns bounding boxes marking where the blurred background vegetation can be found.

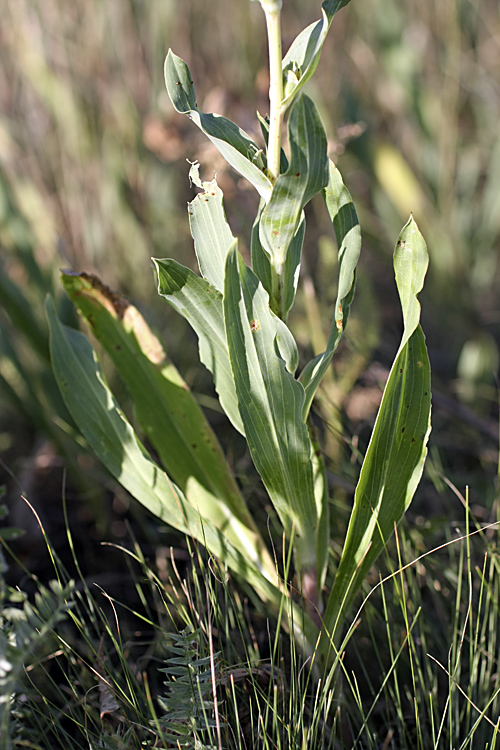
[1,1,500,745]
[0,0,499,578]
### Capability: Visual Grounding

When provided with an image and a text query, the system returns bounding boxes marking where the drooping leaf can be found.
[46,296,282,601]
[321,216,431,643]
[300,161,361,418]
[60,271,274,577]
[258,94,329,318]
[47,294,188,524]
[223,247,319,578]
[154,257,244,435]
[165,50,272,201]
[281,0,352,111]
[187,162,235,294]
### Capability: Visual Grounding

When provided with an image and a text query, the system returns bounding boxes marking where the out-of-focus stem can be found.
[263,0,283,182]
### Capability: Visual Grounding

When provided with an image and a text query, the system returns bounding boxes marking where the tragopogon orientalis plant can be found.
[46,0,431,668]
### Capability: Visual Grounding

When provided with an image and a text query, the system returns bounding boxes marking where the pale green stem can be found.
[263,0,283,182]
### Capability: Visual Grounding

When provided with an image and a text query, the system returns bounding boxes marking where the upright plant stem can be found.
[263,0,283,182]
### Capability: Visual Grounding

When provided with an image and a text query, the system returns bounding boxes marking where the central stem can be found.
[263,1,283,182]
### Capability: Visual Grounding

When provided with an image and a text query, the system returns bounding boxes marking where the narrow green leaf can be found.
[223,247,318,574]
[258,94,329,317]
[322,217,431,642]
[165,50,272,202]
[323,327,431,640]
[282,0,352,111]
[153,258,244,435]
[300,161,361,418]
[46,295,186,524]
[187,162,235,294]
[46,295,283,602]
[60,272,274,577]
[393,215,429,355]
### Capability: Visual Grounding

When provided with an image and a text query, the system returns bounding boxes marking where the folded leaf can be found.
[252,203,306,322]
[154,258,244,435]
[223,247,319,578]
[165,51,272,202]
[282,0,352,111]
[300,161,361,418]
[187,162,235,294]
[258,94,329,317]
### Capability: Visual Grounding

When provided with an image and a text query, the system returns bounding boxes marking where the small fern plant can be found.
[155,627,222,749]
[0,558,73,750]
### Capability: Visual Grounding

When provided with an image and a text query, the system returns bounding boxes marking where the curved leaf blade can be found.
[393,215,429,354]
[323,326,431,639]
[223,247,318,575]
[252,205,306,321]
[46,295,187,525]
[281,0,352,111]
[300,161,361,418]
[60,271,274,576]
[46,295,281,598]
[322,217,431,641]
[258,95,328,317]
[154,258,244,435]
[165,51,272,202]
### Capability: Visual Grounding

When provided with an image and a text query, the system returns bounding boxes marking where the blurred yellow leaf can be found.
[374,142,425,219]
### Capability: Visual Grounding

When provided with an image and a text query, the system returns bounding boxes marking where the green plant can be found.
[155,626,222,749]
[46,0,431,665]
[0,568,73,750]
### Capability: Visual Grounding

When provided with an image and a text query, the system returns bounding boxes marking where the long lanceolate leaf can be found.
[223,247,320,581]
[257,94,329,318]
[46,297,282,603]
[321,216,431,646]
[46,295,192,525]
[165,50,272,202]
[60,271,274,579]
[281,0,352,111]
[300,161,361,419]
